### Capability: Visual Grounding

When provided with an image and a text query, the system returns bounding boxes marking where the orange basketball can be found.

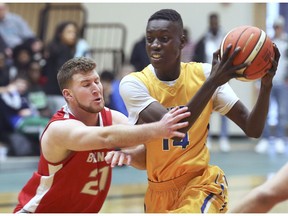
[220,25,275,81]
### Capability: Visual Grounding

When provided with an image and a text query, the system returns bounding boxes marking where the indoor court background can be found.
[1,2,288,214]
[1,138,288,213]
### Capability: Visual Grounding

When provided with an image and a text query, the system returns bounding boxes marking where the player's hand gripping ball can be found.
[220,25,275,81]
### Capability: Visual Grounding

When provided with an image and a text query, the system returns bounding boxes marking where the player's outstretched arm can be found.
[230,162,288,213]
[46,106,190,152]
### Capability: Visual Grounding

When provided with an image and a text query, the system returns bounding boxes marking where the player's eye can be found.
[146,38,152,44]
[159,36,169,43]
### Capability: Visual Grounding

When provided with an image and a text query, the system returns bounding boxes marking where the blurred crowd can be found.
[0,3,137,159]
[0,4,92,158]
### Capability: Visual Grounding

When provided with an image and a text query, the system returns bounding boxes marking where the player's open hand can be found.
[210,45,248,85]
[105,150,131,168]
[158,106,190,139]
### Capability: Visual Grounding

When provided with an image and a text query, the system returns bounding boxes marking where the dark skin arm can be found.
[139,44,280,139]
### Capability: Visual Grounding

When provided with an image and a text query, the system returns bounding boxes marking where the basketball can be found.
[220,25,275,81]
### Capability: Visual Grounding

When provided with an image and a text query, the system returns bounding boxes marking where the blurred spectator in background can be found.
[255,16,288,154]
[0,51,11,160]
[193,13,225,63]
[0,52,10,88]
[0,74,48,156]
[110,63,135,116]
[0,3,36,59]
[0,33,8,55]
[0,75,31,131]
[193,12,230,152]
[42,21,90,114]
[0,75,33,156]
[0,51,18,148]
[100,70,115,109]
[10,43,33,78]
[26,60,51,118]
[130,35,150,71]
[100,64,135,116]
[181,28,195,62]
[22,37,46,67]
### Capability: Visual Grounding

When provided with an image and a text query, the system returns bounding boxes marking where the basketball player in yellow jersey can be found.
[106,9,280,213]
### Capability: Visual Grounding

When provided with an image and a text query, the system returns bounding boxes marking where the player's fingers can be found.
[234,61,249,71]
[273,43,280,62]
[125,155,132,166]
[105,151,115,164]
[212,49,220,66]
[110,151,121,168]
[169,107,189,119]
[167,106,180,115]
[171,131,186,139]
[226,46,241,66]
[268,51,279,74]
[165,122,189,138]
[117,153,126,166]
[220,44,233,62]
[171,112,190,123]
[172,122,189,130]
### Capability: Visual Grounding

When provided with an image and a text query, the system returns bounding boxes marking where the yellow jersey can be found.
[131,62,213,182]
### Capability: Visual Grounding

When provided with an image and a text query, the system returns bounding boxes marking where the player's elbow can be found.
[246,132,261,139]
[244,128,262,138]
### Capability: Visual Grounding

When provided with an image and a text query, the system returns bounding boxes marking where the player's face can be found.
[210,17,219,36]
[146,20,184,79]
[69,70,105,113]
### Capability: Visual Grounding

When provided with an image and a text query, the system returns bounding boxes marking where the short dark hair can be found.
[209,13,219,21]
[100,70,115,82]
[148,9,183,30]
[57,57,96,91]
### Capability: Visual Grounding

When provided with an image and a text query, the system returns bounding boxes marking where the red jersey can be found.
[14,105,113,213]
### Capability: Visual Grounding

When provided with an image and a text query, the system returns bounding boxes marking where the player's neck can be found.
[68,105,99,126]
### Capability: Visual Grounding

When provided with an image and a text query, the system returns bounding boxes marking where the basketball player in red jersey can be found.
[13,57,190,213]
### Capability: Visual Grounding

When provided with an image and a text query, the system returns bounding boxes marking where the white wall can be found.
[83,3,255,58]
[83,2,258,136]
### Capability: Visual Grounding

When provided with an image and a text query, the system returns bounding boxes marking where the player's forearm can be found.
[230,187,273,213]
[244,84,272,137]
[102,123,160,149]
[181,78,218,133]
[72,122,160,151]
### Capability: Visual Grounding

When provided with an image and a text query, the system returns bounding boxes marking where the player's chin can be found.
[90,102,105,113]
[98,102,105,110]
[150,57,165,66]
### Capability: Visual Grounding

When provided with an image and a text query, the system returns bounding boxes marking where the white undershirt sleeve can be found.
[119,75,157,125]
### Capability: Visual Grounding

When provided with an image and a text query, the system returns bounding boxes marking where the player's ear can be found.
[180,34,186,49]
[63,89,72,101]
